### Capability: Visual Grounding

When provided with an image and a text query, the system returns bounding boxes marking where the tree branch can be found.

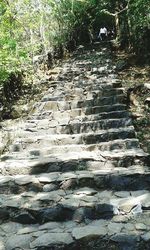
[101,9,116,17]
[101,2,129,17]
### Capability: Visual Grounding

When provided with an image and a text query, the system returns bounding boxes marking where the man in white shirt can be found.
[98,27,108,41]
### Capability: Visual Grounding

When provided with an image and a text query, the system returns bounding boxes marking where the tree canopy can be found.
[0,0,150,82]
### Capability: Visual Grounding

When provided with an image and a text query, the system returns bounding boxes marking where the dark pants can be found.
[101,33,107,41]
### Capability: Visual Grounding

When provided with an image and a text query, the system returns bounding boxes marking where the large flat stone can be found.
[0,177,12,185]
[37,173,59,183]
[110,233,139,243]
[15,175,36,185]
[72,225,107,240]
[141,232,150,241]
[110,194,150,213]
[30,232,73,248]
[6,235,32,250]
[108,222,124,234]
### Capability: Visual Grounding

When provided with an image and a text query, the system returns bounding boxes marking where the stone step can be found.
[41,88,124,102]
[58,69,112,81]
[24,127,136,145]
[1,214,150,250]
[44,83,119,92]
[58,118,132,134]
[39,94,126,112]
[28,109,130,124]
[46,81,115,92]
[52,110,130,125]
[2,118,133,148]
[30,104,127,121]
[8,139,140,162]
[25,139,139,156]
[100,149,148,160]
[65,86,123,95]
[49,104,127,121]
[0,148,150,175]
[74,81,122,90]
[73,84,123,93]
[0,165,150,195]
[87,88,124,97]
[8,127,136,149]
[0,141,149,172]
[23,118,132,135]
[72,110,130,122]
[30,149,148,169]
[0,186,150,225]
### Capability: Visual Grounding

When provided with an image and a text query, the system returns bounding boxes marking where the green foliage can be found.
[0,0,149,85]
[0,1,28,83]
[128,0,150,56]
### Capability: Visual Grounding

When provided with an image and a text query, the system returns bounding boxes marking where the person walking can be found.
[98,26,108,41]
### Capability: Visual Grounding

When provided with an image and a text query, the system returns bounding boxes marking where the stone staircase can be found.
[0,46,150,250]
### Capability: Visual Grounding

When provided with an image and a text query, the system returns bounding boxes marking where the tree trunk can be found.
[115,13,120,40]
